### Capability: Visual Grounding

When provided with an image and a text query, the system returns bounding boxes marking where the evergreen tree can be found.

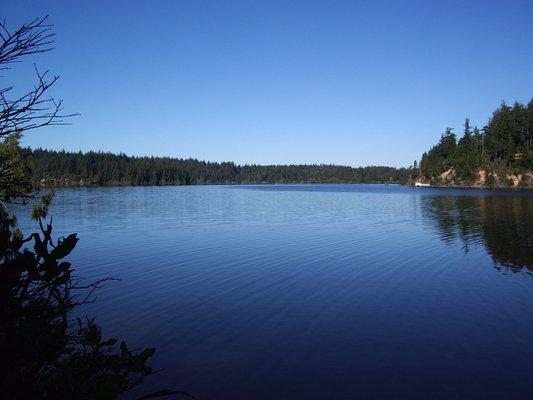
[26,148,412,186]
[418,100,533,186]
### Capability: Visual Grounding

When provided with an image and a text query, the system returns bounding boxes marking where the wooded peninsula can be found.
[418,100,532,188]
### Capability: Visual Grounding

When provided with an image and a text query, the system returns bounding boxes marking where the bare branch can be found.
[0,16,54,66]
[0,16,78,140]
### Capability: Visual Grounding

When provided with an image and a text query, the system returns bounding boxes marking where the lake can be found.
[14,184,533,399]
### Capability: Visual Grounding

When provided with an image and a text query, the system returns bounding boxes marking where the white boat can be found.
[415,181,430,187]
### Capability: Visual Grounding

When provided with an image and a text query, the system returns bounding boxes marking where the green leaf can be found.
[50,233,78,259]
[33,235,47,257]
[85,324,101,346]
[139,348,155,362]
[53,272,70,286]
[120,341,128,357]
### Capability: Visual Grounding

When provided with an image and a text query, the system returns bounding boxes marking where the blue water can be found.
[13,185,533,399]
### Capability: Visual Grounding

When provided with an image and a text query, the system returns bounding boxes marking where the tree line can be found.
[418,100,533,185]
[26,148,411,186]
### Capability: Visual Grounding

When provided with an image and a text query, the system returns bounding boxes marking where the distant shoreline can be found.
[38,180,402,188]
[36,181,533,191]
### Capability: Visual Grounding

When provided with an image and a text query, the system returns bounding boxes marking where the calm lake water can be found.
[14,184,533,399]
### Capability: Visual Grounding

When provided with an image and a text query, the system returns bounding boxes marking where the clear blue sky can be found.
[4,0,533,167]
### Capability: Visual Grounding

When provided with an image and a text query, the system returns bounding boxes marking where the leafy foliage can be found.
[0,134,32,201]
[0,200,161,399]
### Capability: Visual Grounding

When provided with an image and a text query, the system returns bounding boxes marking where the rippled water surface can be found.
[15,185,533,399]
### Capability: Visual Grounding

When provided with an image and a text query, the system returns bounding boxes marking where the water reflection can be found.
[422,194,533,273]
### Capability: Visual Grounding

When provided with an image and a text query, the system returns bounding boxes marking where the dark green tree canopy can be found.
[420,100,533,185]
[25,148,412,186]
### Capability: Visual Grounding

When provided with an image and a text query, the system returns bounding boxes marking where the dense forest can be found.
[26,148,410,186]
[25,101,533,188]
[418,100,533,187]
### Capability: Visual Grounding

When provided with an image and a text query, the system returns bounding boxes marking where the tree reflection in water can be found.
[422,194,533,273]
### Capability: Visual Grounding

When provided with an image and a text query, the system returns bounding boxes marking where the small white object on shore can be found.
[415,181,430,187]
